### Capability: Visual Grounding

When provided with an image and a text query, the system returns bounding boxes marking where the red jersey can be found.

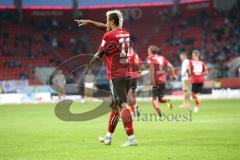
[189,60,207,84]
[99,28,130,80]
[127,52,142,78]
[147,54,169,84]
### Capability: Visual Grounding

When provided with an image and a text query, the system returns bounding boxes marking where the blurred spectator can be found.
[4,60,22,68]
[19,72,28,80]
[52,38,59,49]
[84,70,96,97]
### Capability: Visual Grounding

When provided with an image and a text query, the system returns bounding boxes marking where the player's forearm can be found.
[168,63,176,79]
[88,20,107,31]
[90,51,102,67]
[94,52,101,59]
[171,67,176,77]
[172,70,177,79]
[95,49,106,59]
[170,66,177,80]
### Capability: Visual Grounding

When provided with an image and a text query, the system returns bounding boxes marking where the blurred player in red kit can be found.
[189,50,208,112]
[147,45,176,116]
[77,10,137,146]
[127,46,142,117]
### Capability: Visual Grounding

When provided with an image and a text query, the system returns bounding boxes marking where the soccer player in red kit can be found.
[146,45,176,116]
[88,10,137,146]
[189,50,208,112]
[127,46,142,116]
[75,15,142,117]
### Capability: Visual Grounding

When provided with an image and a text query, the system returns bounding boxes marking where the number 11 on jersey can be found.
[119,37,130,58]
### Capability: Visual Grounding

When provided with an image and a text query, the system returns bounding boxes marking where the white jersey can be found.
[181,59,189,81]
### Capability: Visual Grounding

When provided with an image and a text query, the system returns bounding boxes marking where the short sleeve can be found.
[163,58,169,66]
[100,33,110,51]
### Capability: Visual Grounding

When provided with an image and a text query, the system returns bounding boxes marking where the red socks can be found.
[108,111,119,133]
[192,94,200,107]
[121,108,134,136]
[159,98,168,103]
[108,108,134,136]
[152,99,161,114]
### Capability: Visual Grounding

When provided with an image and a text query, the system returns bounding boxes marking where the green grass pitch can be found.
[0,99,240,160]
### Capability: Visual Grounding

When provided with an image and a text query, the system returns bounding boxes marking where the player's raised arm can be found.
[75,19,107,31]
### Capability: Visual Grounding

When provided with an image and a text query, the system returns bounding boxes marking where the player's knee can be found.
[121,105,130,113]
[132,88,136,95]
[110,101,120,111]
[121,103,128,109]
[184,90,190,96]
[152,97,157,100]
[192,93,197,99]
